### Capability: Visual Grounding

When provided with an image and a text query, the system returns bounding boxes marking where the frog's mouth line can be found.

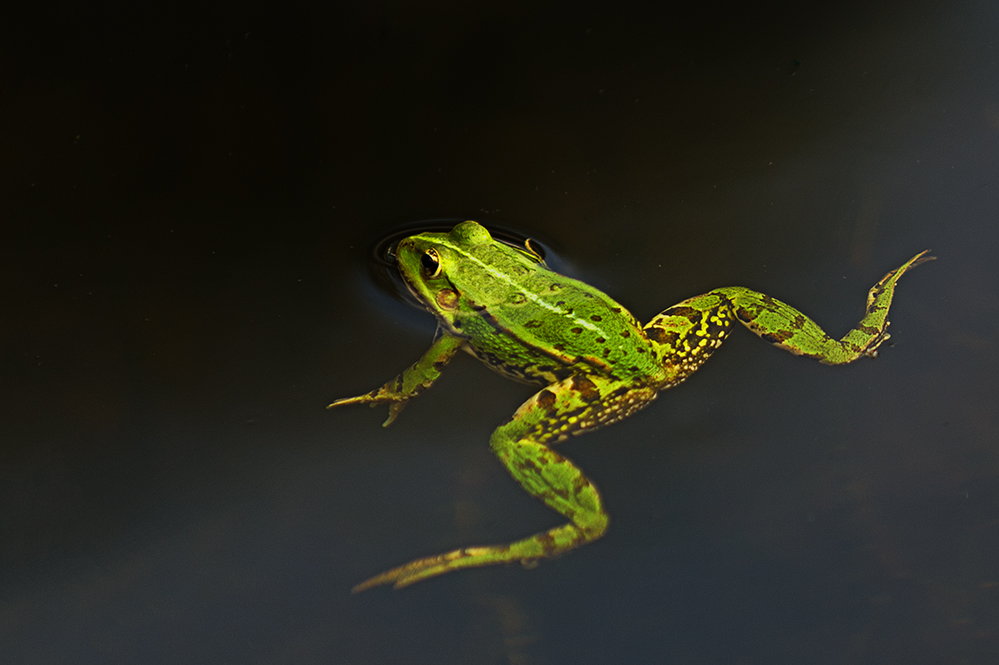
[398,270,424,305]
[394,254,451,312]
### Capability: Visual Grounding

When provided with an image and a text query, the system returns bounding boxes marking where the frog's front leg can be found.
[351,374,658,591]
[328,328,464,427]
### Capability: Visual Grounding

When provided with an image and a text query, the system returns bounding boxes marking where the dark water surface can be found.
[3,1,997,663]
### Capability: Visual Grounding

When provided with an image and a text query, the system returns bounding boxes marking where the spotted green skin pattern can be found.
[331,221,933,591]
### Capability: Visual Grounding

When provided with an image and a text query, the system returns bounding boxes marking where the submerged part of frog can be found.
[331,221,932,591]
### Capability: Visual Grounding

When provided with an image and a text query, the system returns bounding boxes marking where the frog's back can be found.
[456,262,662,383]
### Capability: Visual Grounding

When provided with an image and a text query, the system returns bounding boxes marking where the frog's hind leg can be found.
[351,374,657,591]
[642,250,933,380]
[720,250,933,364]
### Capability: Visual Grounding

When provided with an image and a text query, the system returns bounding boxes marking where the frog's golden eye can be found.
[420,248,442,277]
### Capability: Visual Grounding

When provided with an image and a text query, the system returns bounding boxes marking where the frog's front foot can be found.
[328,332,464,427]
[327,390,408,427]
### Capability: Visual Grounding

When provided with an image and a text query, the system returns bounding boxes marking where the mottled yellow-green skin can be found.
[330,221,933,591]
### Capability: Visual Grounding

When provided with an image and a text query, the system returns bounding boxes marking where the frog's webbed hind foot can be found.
[351,522,593,592]
[856,249,935,358]
[843,249,935,362]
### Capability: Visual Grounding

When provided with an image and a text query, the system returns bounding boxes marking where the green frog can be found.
[332,221,932,591]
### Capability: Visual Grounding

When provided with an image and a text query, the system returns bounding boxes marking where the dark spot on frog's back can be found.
[537,389,557,410]
[570,327,583,335]
[590,315,602,322]
[516,458,543,475]
[570,375,600,402]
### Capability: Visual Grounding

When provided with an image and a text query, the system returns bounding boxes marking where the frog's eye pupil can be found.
[421,249,442,277]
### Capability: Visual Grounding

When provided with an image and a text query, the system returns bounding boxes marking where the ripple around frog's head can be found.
[366,219,558,309]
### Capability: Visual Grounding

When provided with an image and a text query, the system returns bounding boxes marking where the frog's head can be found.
[395,221,543,324]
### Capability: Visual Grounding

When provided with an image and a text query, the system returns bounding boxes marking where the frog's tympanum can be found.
[332,221,932,591]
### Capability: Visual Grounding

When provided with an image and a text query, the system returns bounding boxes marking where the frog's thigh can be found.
[643,292,736,375]
[490,374,657,536]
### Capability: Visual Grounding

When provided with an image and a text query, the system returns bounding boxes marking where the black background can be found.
[3,1,997,663]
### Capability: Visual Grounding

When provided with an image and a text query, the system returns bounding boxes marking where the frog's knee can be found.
[585,512,609,539]
[488,430,512,456]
